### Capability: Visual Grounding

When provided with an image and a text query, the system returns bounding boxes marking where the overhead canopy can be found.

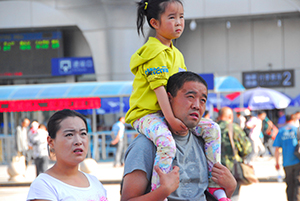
[0,81,133,100]
[0,81,132,112]
[214,76,245,92]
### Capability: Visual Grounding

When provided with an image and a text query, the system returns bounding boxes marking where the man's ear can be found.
[167,92,173,102]
[150,18,159,30]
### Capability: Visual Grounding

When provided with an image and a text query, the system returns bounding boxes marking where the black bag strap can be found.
[226,123,239,159]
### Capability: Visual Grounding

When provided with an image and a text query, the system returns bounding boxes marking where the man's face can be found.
[168,81,207,134]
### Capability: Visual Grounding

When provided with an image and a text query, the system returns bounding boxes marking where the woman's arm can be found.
[121,166,180,201]
[154,86,187,134]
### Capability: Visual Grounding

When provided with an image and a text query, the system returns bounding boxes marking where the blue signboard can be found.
[51,57,95,76]
[199,73,214,90]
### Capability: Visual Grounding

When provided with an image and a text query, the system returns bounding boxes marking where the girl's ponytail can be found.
[136,0,148,36]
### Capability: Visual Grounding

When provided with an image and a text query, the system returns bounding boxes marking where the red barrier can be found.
[0,97,101,112]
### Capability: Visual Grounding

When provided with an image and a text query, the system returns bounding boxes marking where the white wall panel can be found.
[284,18,300,69]
[0,2,31,28]
[253,19,283,70]
[203,22,227,75]
[177,23,203,74]
[228,21,252,72]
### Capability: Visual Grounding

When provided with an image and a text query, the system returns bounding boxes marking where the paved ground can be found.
[0,156,288,201]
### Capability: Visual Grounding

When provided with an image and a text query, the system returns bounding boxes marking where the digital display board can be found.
[0,31,63,78]
[242,69,294,89]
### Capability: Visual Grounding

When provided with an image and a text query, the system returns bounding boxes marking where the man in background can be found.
[273,114,300,201]
[217,107,252,201]
[111,116,126,168]
[15,118,31,167]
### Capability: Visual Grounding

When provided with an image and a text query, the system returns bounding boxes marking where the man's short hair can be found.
[166,71,208,97]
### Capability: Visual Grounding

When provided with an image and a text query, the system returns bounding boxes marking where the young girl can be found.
[125,1,230,200]
[27,109,108,201]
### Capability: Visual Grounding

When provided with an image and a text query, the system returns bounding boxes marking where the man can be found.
[111,116,126,168]
[121,72,236,201]
[235,111,246,130]
[246,110,266,160]
[273,114,300,201]
[217,107,252,201]
[15,118,31,166]
[29,124,49,176]
[277,109,286,128]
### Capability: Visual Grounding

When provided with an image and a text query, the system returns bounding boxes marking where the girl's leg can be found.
[194,118,229,200]
[193,118,221,186]
[133,112,176,192]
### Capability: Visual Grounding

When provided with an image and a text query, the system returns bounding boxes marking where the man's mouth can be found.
[190,112,199,119]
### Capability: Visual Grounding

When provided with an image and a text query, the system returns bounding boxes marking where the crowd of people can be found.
[9,0,298,200]
[15,118,50,177]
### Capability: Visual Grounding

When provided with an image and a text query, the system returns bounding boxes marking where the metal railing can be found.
[0,130,138,165]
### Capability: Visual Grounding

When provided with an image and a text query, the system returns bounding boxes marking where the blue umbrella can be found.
[291,94,300,107]
[230,87,291,110]
[207,93,231,108]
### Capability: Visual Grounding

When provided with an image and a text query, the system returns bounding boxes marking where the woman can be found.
[27,109,108,201]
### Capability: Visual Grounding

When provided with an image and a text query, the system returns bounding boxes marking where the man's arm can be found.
[121,166,180,201]
[274,147,280,170]
[111,129,121,145]
[211,162,237,198]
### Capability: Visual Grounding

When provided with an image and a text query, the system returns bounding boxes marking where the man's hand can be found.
[155,165,180,196]
[168,118,188,135]
[211,162,237,198]
[275,163,280,170]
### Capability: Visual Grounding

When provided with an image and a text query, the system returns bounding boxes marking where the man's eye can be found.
[65,133,72,137]
[81,132,87,136]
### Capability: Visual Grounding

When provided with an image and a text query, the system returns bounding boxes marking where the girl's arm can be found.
[154,86,187,134]
[121,166,180,201]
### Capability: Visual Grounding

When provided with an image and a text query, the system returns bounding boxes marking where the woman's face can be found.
[48,116,88,166]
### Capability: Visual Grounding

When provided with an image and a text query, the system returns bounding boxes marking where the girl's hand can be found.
[154,165,180,196]
[168,118,188,135]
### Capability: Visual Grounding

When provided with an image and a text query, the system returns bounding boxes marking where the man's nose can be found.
[192,100,200,110]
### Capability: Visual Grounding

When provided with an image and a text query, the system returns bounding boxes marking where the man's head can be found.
[257,110,266,120]
[218,107,234,123]
[166,71,208,131]
[119,116,125,124]
[21,118,30,128]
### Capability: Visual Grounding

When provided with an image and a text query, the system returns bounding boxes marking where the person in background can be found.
[27,120,40,165]
[27,109,108,201]
[246,111,266,161]
[29,124,49,176]
[273,114,300,201]
[293,111,300,128]
[111,116,126,168]
[277,109,286,128]
[261,113,277,156]
[15,117,31,167]
[203,110,211,119]
[217,107,253,201]
[235,111,246,130]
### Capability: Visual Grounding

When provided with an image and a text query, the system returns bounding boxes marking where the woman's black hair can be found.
[47,109,88,139]
[136,0,183,36]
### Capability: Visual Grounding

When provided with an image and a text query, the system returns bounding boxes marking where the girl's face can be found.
[48,116,88,167]
[152,1,185,46]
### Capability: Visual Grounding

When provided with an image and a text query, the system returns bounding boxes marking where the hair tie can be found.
[144,2,148,10]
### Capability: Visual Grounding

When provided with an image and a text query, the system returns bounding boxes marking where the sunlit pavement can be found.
[0,156,288,201]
